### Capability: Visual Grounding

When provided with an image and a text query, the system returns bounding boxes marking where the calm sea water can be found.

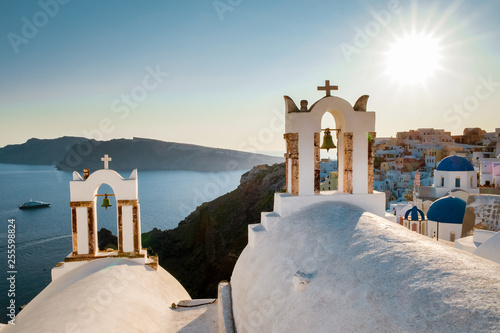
[0,163,245,323]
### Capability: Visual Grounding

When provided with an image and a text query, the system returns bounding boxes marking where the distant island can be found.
[0,136,283,172]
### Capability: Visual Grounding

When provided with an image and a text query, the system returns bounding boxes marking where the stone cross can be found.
[317,80,338,97]
[101,154,112,169]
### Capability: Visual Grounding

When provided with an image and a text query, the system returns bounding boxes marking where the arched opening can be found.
[319,112,338,192]
[470,176,473,187]
[455,177,461,188]
[95,183,118,252]
[440,176,445,187]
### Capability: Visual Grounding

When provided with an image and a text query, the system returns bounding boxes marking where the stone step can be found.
[261,211,281,230]
[248,223,266,248]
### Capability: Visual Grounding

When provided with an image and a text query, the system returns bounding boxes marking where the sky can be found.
[1,0,500,152]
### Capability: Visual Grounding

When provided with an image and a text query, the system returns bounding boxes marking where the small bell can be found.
[320,128,336,152]
[101,194,112,210]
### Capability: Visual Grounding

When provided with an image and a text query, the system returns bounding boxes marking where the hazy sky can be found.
[1,0,499,152]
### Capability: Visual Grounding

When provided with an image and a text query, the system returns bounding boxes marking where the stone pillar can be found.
[71,207,78,255]
[368,132,376,194]
[69,201,94,256]
[284,133,299,196]
[344,132,354,194]
[314,132,320,194]
[117,205,123,253]
[133,205,139,253]
[117,199,140,254]
[87,206,95,255]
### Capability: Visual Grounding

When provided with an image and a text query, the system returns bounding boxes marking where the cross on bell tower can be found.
[101,154,112,169]
[317,80,338,97]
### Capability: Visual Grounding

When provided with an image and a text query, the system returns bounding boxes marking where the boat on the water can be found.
[19,200,51,209]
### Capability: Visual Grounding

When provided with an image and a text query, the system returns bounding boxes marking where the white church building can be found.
[415,155,479,215]
[3,83,500,333]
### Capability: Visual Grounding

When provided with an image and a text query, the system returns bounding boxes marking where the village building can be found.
[479,157,500,187]
[415,155,479,203]
[452,127,487,145]
[320,171,338,191]
[426,196,467,242]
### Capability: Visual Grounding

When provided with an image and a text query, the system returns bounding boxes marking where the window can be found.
[450,232,456,242]
[455,177,460,188]
[470,176,473,187]
[441,176,445,187]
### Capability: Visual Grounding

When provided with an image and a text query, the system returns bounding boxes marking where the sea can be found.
[0,163,246,324]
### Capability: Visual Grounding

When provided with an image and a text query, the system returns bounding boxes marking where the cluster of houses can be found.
[372,127,500,205]
[371,127,500,247]
[320,127,500,246]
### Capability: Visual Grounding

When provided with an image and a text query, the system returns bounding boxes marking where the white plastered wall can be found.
[433,170,479,196]
[122,205,134,252]
[285,96,375,195]
[76,207,89,254]
[427,220,463,241]
[70,169,140,255]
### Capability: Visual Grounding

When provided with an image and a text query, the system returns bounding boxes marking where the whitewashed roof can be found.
[2,258,219,332]
[231,202,500,332]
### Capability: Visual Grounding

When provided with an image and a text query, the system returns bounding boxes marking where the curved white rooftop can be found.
[231,202,500,332]
[2,258,198,332]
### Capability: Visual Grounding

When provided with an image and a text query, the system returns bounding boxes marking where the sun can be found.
[386,32,440,84]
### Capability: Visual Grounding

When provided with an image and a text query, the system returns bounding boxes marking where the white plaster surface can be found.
[473,231,500,264]
[122,204,134,252]
[274,191,386,218]
[51,260,88,281]
[218,281,235,333]
[70,169,138,202]
[454,236,478,253]
[76,207,89,254]
[426,220,463,242]
[231,202,500,332]
[2,258,223,333]
[473,230,497,244]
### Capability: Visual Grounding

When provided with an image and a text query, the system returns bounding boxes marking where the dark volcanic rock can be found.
[56,137,283,172]
[0,136,85,165]
[98,228,118,251]
[142,163,286,298]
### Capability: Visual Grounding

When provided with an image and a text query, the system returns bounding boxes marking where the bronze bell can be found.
[321,128,336,152]
[101,194,112,210]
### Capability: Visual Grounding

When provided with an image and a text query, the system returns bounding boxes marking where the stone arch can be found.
[69,169,141,259]
[285,95,375,195]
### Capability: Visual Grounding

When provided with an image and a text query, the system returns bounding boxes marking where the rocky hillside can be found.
[142,163,286,298]
[0,136,283,172]
[56,137,283,172]
[0,136,85,165]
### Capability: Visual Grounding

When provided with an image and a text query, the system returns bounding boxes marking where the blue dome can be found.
[427,196,466,224]
[405,206,425,221]
[436,155,474,172]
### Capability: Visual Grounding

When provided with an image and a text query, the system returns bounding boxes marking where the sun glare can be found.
[386,33,440,84]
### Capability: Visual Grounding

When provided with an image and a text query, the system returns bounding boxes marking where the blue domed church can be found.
[426,195,467,242]
[415,155,479,202]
